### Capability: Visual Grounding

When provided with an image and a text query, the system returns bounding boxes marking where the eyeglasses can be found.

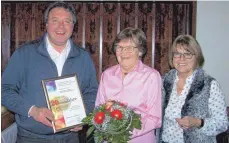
[173,52,195,59]
[116,46,137,52]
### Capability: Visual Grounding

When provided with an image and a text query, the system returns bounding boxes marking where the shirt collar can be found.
[45,35,71,59]
[175,69,197,82]
[114,60,143,76]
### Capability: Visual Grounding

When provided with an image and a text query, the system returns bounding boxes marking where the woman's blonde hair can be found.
[169,35,205,69]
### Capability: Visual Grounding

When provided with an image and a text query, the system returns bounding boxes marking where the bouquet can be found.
[82,101,142,143]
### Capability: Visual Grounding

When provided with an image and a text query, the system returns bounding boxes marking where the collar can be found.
[45,35,71,59]
[175,69,197,83]
[114,60,144,76]
[37,33,81,58]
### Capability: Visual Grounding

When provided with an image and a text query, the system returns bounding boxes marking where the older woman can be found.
[95,27,162,143]
[160,35,228,143]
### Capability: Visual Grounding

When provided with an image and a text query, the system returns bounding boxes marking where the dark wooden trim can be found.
[1,110,15,131]
[192,1,197,38]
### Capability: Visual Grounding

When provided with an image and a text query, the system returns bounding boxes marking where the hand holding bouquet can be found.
[82,101,142,143]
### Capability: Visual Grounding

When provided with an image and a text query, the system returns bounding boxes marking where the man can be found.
[1,2,98,143]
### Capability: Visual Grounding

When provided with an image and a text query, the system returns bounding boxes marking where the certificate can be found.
[42,74,86,133]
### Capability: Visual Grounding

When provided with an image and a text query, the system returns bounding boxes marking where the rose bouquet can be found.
[82,101,142,143]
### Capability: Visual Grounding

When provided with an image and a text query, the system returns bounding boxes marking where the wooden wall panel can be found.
[172,4,191,40]
[137,3,155,68]
[1,1,196,78]
[155,3,173,75]
[71,3,84,47]
[120,3,136,31]
[10,3,17,54]
[35,3,49,39]
[15,3,33,45]
[84,3,101,80]
[102,3,119,72]
[1,3,11,73]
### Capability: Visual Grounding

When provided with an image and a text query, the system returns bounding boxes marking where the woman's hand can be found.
[176,116,202,129]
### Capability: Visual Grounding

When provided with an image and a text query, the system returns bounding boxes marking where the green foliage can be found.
[130,111,142,130]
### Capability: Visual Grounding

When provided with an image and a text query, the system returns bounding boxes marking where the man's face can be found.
[46,7,74,48]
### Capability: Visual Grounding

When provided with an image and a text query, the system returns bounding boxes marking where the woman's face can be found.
[115,39,141,70]
[173,46,196,76]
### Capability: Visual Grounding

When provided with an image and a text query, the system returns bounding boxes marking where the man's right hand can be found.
[29,106,54,128]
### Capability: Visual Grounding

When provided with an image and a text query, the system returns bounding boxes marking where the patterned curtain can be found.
[1,2,196,78]
[1,3,11,73]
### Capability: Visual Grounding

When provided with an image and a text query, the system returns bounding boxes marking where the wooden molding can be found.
[1,110,15,131]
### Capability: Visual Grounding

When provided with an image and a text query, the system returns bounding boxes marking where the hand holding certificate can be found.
[42,74,86,133]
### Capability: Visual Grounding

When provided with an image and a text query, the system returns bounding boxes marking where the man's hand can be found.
[70,125,83,132]
[29,106,54,127]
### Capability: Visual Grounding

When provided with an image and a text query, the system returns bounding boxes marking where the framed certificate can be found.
[42,74,86,133]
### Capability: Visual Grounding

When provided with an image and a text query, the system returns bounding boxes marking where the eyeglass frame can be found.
[115,45,138,52]
[172,52,195,59]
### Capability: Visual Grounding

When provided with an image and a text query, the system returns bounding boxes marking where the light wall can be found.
[196,1,229,105]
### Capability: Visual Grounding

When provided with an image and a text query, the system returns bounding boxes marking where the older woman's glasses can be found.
[116,46,137,52]
[173,52,194,59]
